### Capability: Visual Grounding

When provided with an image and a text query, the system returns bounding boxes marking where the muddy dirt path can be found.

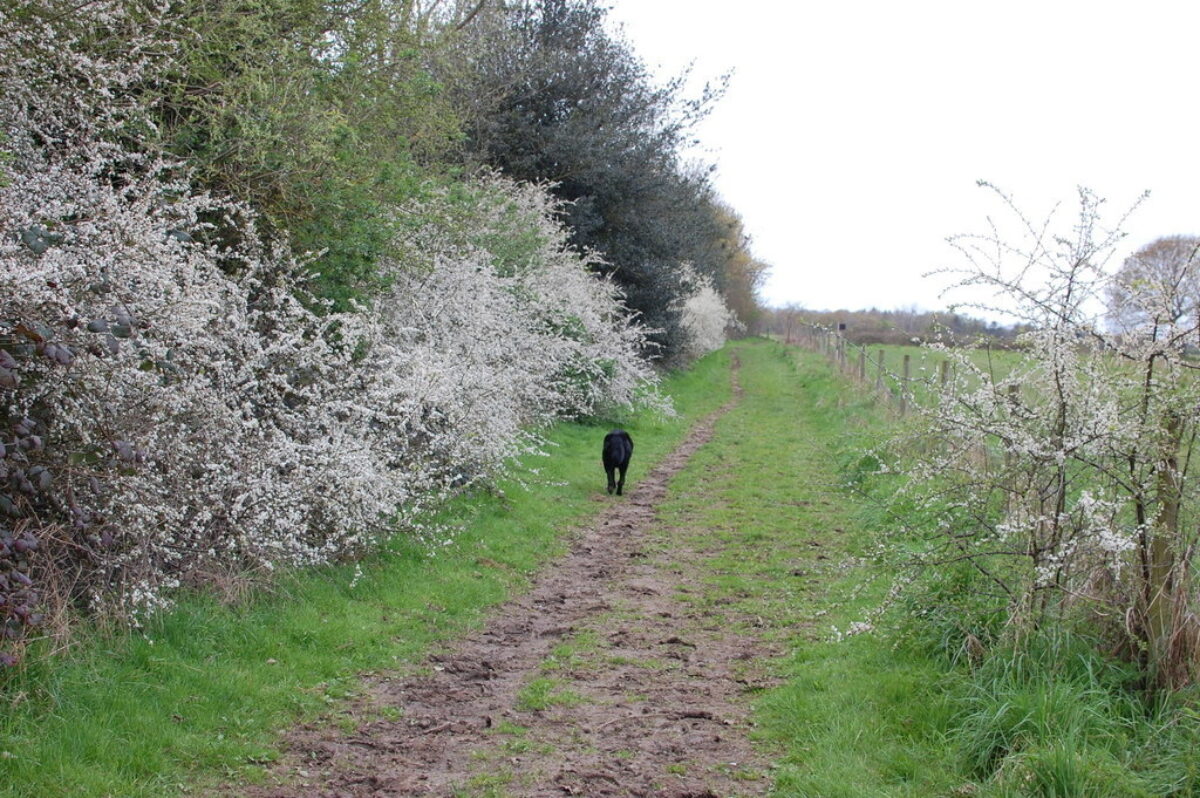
[236,360,778,797]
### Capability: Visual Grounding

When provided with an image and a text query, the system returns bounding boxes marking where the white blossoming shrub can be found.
[4,158,366,611]
[0,2,662,660]
[678,266,737,361]
[1,171,660,635]
[386,177,665,425]
[890,185,1200,687]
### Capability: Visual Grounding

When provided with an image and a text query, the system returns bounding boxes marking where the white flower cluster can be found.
[678,265,738,361]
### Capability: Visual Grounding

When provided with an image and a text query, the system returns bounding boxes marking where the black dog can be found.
[602,429,634,496]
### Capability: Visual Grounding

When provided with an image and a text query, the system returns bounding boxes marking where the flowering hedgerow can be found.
[0,1,663,661]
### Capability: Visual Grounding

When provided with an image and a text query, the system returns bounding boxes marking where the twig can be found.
[593,709,721,732]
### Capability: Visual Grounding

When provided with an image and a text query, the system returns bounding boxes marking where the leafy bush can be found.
[153,0,461,308]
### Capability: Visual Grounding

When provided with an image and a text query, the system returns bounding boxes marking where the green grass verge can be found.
[742,341,1200,797]
[0,349,735,798]
[650,340,964,796]
[945,633,1200,797]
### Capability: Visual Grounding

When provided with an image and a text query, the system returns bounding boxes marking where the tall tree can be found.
[702,200,769,332]
[444,0,729,362]
[1107,235,1200,338]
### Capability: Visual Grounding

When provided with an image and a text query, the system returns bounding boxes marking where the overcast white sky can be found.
[604,0,1200,315]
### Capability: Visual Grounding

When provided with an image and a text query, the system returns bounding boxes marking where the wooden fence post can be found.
[858,348,866,381]
[900,354,911,415]
[875,350,885,393]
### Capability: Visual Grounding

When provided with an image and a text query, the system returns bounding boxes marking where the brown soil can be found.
[232,363,777,797]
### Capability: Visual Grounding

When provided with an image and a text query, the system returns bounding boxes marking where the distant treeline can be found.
[761,306,1022,346]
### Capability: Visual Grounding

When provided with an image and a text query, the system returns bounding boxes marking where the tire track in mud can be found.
[236,355,776,797]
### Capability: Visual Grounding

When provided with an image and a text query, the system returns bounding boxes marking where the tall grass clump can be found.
[949,632,1200,796]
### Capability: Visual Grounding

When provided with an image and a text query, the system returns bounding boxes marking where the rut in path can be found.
[236,356,781,798]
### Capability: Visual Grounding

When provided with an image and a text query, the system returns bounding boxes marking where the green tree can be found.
[154,0,465,305]
[445,0,730,362]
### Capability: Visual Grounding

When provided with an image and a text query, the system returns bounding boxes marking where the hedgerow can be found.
[0,0,666,664]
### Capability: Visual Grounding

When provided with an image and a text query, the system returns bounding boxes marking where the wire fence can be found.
[783,325,956,416]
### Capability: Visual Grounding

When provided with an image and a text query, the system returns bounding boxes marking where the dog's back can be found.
[603,429,633,467]
[602,430,634,495]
